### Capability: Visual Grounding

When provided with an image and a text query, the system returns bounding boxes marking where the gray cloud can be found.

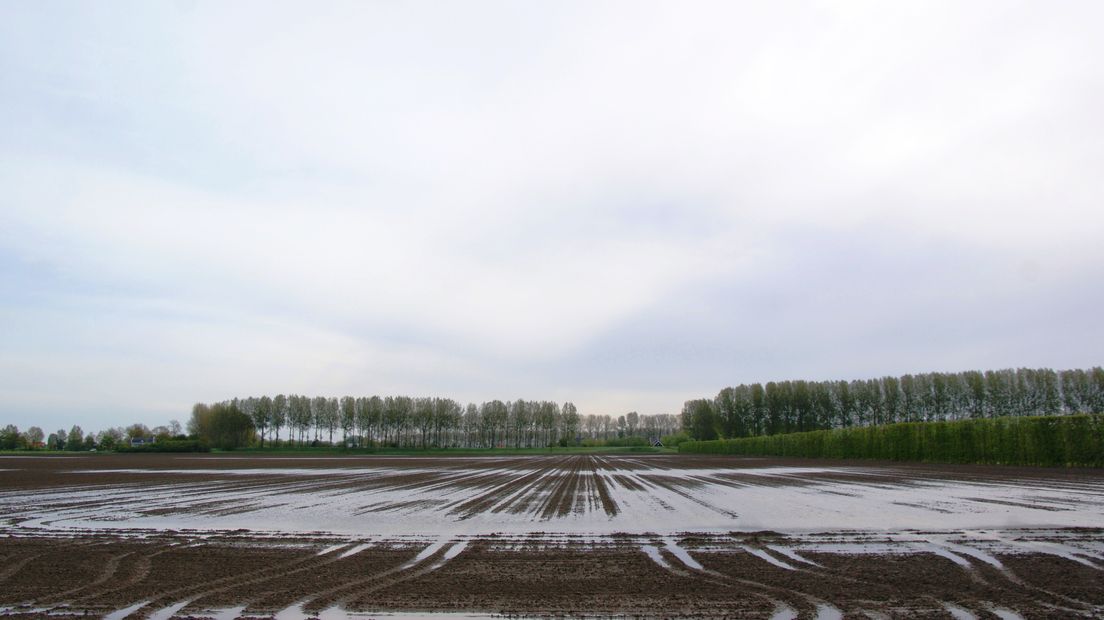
[1,1,1101,430]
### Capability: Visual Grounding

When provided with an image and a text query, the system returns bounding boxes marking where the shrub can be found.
[660,431,691,449]
[116,440,210,453]
[679,414,1104,467]
[605,436,649,447]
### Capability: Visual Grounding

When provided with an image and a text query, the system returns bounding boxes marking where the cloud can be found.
[0,1,1102,429]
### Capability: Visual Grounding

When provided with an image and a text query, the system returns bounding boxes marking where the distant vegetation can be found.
[678,367,1103,467]
[0,422,185,453]
[5,366,1098,456]
[0,396,681,453]
[115,439,209,453]
[681,367,1103,441]
[190,396,681,450]
[680,414,1104,467]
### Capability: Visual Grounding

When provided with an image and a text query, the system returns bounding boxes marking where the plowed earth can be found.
[0,453,1102,618]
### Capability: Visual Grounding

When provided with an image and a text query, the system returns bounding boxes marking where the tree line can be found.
[1,397,683,452]
[681,367,1104,440]
[205,395,681,449]
[0,422,182,452]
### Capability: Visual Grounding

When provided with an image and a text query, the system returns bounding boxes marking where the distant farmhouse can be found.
[130,437,157,448]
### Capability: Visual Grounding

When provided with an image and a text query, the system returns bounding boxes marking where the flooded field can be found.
[0,453,1102,618]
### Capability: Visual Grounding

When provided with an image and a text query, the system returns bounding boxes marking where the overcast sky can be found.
[2,1,1102,432]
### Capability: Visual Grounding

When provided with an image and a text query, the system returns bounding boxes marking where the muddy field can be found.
[0,454,1102,618]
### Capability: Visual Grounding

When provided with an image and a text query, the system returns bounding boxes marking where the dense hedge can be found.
[115,440,210,453]
[679,414,1104,467]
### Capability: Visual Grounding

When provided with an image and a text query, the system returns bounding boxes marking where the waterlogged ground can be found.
[0,453,1102,618]
[5,453,1104,535]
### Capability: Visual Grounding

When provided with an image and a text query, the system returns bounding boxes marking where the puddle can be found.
[765,544,820,567]
[986,606,1024,620]
[12,461,1104,537]
[103,600,148,620]
[317,543,348,556]
[918,544,971,567]
[662,538,703,570]
[339,543,371,558]
[429,540,469,570]
[274,606,528,619]
[401,539,449,569]
[640,544,672,569]
[206,605,246,620]
[147,599,194,620]
[742,546,796,570]
[943,603,977,620]
[814,603,843,620]
[768,602,798,620]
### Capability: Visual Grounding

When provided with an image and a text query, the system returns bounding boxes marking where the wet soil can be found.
[0,532,1101,618]
[0,454,1101,618]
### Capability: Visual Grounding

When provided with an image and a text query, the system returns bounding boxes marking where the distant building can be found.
[129,437,156,448]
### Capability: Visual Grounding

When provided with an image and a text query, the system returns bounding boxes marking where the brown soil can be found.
[0,532,1101,618]
[0,453,1101,618]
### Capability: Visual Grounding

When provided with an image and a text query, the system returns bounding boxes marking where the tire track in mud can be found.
[113,543,380,615]
[70,546,174,607]
[0,538,105,606]
[176,551,366,614]
[2,533,1102,618]
[39,547,135,603]
[644,535,1073,619]
[899,532,1104,614]
[687,549,844,619]
[286,539,466,613]
[794,552,984,618]
[767,538,1095,617]
[638,539,820,618]
[954,545,1103,613]
[0,554,41,584]
[42,542,339,614]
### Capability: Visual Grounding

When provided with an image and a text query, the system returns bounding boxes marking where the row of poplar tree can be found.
[682,367,1104,440]
[207,396,682,449]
